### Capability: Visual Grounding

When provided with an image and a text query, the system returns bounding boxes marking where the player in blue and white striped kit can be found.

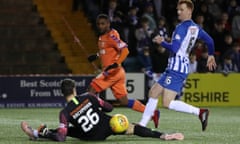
[139,0,217,131]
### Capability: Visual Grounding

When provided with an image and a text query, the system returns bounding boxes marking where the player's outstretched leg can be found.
[21,121,37,140]
[168,100,210,131]
[128,99,160,128]
[199,109,209,131]
[132,124,184,141]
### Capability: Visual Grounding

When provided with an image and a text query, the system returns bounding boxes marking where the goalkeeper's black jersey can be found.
[58,94,114,140]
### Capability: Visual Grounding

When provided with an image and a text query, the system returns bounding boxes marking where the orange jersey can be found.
[98,29,128,69]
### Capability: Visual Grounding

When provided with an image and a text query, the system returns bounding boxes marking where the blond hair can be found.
[178,0,194,11]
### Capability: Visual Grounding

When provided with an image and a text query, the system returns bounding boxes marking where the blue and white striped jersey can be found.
[160,20,214,74]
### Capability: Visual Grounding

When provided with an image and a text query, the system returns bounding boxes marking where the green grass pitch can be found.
[0,107,239,144]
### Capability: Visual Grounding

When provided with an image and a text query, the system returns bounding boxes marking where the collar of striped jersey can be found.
[72,97,79,105]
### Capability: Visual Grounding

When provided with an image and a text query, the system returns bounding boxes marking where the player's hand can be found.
[103,63,119,76]
[152,35,164,44]
[207,55,217,71]
[87,54,98,62]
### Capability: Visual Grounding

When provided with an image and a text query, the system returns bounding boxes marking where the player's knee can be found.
[162,101,170,109]
[149,86,162,99]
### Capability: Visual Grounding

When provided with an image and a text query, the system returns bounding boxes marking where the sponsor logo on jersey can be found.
[118,42,126,49]
[175,34,181,40]
[190,28,197,35]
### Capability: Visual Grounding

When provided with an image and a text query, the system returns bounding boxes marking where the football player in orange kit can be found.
[87,14,160,128]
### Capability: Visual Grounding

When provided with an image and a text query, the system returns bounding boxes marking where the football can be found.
[110,114,129,133]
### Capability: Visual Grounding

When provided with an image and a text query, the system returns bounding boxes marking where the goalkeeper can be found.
[21,79,183,141]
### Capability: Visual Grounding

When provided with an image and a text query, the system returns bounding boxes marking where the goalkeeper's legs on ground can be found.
[126,124,184,141]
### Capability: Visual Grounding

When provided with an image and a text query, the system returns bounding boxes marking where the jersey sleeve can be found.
[198,29,215,55]
[90,94,113,112]
[48,110,68,141]
[110,31,128,50]
[160,25,184,53]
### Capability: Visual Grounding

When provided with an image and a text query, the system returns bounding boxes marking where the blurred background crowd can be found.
[73,0,240,76]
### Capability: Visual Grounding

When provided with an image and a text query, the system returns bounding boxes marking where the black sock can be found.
[39,129,57,139]
[133,125,163,138]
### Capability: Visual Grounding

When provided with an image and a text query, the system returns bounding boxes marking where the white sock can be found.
[139,98,158,126]
[169,100,200,115]
[33,129,39,138]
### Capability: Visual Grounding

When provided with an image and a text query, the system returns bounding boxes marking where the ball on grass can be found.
[110,114,129,133]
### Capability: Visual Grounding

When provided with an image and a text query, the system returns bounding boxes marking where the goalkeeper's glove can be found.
[103,63,119,76]
[38,124,49,137]
[87,53,99,62]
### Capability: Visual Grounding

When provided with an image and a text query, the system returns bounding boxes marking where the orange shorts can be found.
[90,67,127,99]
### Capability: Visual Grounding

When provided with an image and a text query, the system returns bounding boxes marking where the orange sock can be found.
[132,100,146,113]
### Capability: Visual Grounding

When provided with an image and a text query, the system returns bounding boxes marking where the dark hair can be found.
[158,16,166,21]
[141,17,149,24]
[61,79,75,97]
[96,14,110,22]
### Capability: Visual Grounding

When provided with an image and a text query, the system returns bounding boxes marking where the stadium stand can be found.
[0,0,71,74]
[33,0,99,74]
